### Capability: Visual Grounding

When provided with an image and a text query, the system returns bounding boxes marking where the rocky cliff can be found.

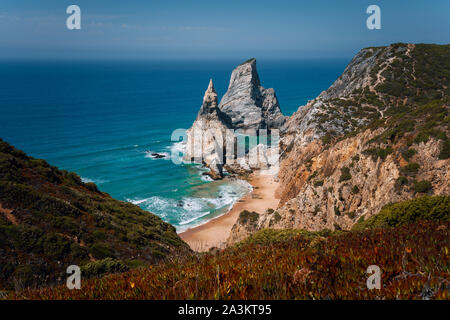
[185,59,285,178]
[229,43,450,244]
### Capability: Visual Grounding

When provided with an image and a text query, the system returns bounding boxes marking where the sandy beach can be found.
[179,172,280,251]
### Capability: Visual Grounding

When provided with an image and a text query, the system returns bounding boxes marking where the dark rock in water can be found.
[177,200,184,207]
[205,170,223,180]
[151,153,166,159]
[223,163,252,176]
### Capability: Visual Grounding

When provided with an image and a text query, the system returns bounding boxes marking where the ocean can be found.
[0,59,348,232]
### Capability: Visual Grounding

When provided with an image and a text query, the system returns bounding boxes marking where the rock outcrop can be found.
[185,59,286,178]
[197,79,232,126]
[219,58,285,131]
[228,43,450,244]
[185,79,233,178]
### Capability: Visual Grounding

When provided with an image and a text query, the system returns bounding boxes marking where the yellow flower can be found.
[405,247,412,253]
[130,282,135,289]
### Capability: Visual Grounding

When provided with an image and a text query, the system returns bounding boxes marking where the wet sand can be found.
[179,172,280,251]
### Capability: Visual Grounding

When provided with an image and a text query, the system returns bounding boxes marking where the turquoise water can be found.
[0,59,347,231]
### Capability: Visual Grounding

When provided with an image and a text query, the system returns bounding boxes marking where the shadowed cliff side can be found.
[0,139,190,290]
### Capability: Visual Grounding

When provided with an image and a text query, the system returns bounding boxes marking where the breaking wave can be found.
[127,179,251,232]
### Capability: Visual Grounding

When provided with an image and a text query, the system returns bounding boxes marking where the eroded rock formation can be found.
[219,58,285,131]
[185,79,233,178]
[185,59,285,178]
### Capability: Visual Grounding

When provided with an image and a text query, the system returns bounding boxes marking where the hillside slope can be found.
[229,43,449,243]
[0,139,189,290]
[9,196,449,300]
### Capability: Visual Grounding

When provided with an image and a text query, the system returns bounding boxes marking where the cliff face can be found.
[229,43,450,243]
[0,139,189,289]
[185,59,285,178]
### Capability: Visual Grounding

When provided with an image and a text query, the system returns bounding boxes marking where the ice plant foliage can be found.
[10,221,449,300]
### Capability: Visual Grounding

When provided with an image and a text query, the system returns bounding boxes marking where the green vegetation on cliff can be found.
[352,195,449,231]
[322,44,449,155]
[0,139,189,290]
[10,220,449,300]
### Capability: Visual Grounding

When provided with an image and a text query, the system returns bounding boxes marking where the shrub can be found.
[413,180,432,193]
[414,131,430,143]
[363,148,378,161]
[351,185,359,194]
[89,243,115,259]
[334,206,341,216]
[402,148,417,161]
[84,182,100,193]
[321,133,332,145]
[314,180,324,187]
[308,171,318,181]
[363,147,393,161]
[400,162,420,175]
[38,233,71,260]
[92,230,108,241]
[239,229,304,246]
[273,211,282,222]
[124,259,147,269]
[439,140,450,159]
[346,211,357,219]
[396,176,409,186]
[353,195,449,230]
[81,258,129,279]
[378,147,393,160]
[266,208,274,215]
[339,167,352,182]
[13,265,35,288]
[238,210,259,226]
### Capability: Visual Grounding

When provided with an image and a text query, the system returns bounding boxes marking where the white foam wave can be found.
[81,176,108,184]
[178,211,211,226]
[128,198,149,205]
[126,178,252,232]
[168,141,186,154]
[200,175,213,182]
[167,141,188,164]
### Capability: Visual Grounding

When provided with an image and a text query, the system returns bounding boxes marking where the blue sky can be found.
[0,0,449,60]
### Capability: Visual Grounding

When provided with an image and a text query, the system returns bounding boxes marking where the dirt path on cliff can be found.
[0,204,18,225]
[179,172,280,252]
